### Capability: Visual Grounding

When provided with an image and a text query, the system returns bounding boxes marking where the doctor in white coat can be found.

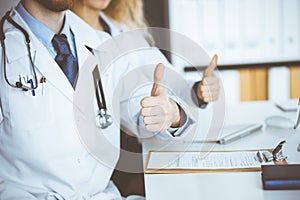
[0,0,186,199]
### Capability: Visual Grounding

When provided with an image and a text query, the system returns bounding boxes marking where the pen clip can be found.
[26,77,36,96]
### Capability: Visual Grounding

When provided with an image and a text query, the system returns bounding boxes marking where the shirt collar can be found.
[15,2,73,49]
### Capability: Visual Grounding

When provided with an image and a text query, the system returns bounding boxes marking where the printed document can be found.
[147,151,273,170]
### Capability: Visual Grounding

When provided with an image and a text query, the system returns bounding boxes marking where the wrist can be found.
[169,99,181,128]
[197,82,202,100]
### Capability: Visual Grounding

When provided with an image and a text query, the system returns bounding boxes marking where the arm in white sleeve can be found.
[0,180,38,200]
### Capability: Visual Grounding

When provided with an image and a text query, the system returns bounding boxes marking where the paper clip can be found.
[272,140,287,161]
[261,140,287,162]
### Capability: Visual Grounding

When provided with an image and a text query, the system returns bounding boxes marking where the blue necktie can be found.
[52,34,78,88]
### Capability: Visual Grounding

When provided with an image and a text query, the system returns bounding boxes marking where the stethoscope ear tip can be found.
[15,81,29,91]
[15,81,22,88]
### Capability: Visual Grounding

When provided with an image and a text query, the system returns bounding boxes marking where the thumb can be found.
[203,54,218,77]
[151,63,166,96]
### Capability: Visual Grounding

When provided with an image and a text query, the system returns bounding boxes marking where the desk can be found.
[142,101,300,200]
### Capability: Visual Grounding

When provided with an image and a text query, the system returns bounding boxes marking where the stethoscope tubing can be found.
[93,65,113,129]
[0,10,113,129]
[0,10,38,91]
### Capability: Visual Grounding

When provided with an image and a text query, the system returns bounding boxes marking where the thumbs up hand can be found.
[140,63,181,132]
[197,55,220,102]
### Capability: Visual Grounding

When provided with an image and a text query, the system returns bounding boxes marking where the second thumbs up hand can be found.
[197,55,220,102]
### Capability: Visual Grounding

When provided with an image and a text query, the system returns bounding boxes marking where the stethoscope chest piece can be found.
[96,109,113,129]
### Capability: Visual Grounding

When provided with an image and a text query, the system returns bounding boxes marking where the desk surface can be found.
[142,101,300,200]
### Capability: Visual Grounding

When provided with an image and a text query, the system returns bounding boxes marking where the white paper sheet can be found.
[147,151,273,170]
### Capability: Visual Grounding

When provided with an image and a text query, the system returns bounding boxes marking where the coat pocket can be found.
[6,75,54,131]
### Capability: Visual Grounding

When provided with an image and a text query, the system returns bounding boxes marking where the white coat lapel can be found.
[67,10,98,68]
[34,45,75,100]
[67,11,111,69]
[74,38,93,71]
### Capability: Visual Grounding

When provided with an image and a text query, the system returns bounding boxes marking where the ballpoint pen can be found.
[28,78,35,96]
[183,124,263,144]
[294,98,300,129]
[218,124,263,144]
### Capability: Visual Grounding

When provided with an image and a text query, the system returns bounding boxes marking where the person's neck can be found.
[22,0,65,34]
[72,5,103,31]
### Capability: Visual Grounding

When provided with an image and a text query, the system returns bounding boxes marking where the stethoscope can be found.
[0,10,113,129]
[93,66,113,129]
[0,11,38,91]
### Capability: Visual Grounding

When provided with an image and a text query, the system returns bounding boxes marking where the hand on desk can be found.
[197,55,220,102]
[140,63,181,132]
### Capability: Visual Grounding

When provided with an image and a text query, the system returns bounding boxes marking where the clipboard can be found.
[145,150,288,174]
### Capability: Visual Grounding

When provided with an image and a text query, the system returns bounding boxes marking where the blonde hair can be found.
[104,0,148,29]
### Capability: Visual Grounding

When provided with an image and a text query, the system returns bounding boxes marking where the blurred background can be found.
[144,0,300,104]
[1,0,299,104]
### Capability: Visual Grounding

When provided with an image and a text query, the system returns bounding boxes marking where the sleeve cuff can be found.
[192,81,208,109]
[165,111,193,138]
[167,105,188,137]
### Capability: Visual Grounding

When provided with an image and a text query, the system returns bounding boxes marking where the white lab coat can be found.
[0,8,133,200]
[0,8,194,200]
